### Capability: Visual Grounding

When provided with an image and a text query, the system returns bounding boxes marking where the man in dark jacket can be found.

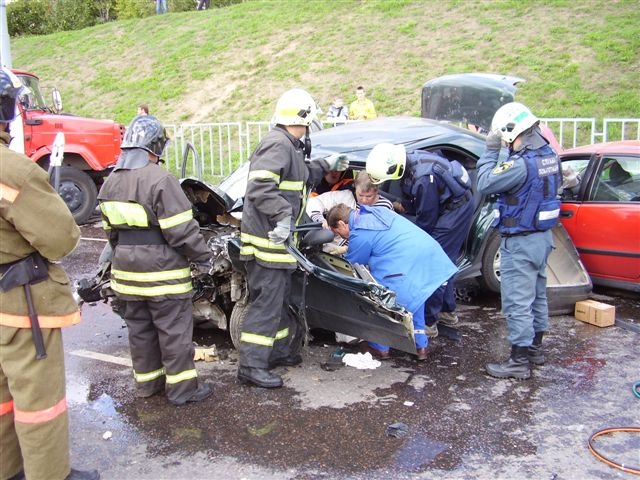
[0,67,99,480]
[237,88,348,388]
[98,115,213,405]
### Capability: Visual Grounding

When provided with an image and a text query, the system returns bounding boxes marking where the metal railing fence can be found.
[163,118,640,182]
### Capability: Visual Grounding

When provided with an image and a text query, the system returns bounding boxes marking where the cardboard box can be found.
[574,300,615,327]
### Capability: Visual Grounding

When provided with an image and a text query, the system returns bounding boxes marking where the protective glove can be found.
[328,245,348,256]
[325,153,349,172]
[485,130,503,151]
[268,216,292,244]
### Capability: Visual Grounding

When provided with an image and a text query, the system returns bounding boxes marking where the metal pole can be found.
[0,0,12,68]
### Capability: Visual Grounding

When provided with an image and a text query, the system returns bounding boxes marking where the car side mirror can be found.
[51,88,62,113]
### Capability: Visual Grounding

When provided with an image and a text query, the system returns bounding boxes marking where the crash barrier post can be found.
[161,118,640,182]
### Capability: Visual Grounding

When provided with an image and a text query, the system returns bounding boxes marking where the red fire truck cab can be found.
[9,69,124,224]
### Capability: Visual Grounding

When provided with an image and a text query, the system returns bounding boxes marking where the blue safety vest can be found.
[402,151,472,202]
[493,145,562,235]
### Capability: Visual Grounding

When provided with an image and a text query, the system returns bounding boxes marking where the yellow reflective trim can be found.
[240,232,286,250]
[279,180,303,191]
[248,170,280,184]
[166,369,197,385]
[275,328,289,340]
[101,220,112,230]
[112,267,191,282]
[253,249,296,263]
[158,209,193,229]
[240,332,275,347]
[239,245,296,263]
[134,367,166,383]
[111,279,193,296]
[100,201,149,227]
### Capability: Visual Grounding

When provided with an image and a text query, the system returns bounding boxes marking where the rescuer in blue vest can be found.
[477,102,562,380]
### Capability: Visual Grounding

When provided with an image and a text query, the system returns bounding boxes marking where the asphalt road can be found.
[58,224,640,480]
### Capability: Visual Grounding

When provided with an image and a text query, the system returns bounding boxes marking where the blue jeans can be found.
[156,0,167,14]
[499,230,554,347]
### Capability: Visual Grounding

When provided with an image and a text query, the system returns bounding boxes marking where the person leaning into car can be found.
[476,102,562,380]
[236,88,349,388]
[327,203,457,361]
[366,143,475,339]
[98,114,213,406]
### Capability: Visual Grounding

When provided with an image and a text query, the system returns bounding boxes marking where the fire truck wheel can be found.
[57,166,98,225]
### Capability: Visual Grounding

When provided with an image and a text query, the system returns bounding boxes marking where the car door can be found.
[560,153,640,286]
[286,240,417,354]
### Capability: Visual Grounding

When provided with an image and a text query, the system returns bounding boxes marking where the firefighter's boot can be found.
[237,366,283,388]
[486,345,531,380]
[527,331,545,366]
[65,469,100,480]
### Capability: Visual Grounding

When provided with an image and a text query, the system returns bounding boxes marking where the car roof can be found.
[561,140,640,157]
[312,116,487,164]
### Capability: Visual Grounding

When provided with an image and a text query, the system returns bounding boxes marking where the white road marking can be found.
[80,237,108,242]
[70,349,132,367]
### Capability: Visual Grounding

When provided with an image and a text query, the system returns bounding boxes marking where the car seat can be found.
[608,160,631,186]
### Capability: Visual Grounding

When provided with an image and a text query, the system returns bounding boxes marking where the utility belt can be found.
[0,252,49,288]
[442,190,472,212]
[117,228,167,245]
[0,252,50,360]
[501,231,539,238]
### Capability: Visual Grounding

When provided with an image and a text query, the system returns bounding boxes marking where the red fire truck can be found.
[10,69,124,224]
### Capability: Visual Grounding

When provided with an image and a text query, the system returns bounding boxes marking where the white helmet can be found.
[366,143,407,185]
[490,101,539,144]
[272,88,317,127]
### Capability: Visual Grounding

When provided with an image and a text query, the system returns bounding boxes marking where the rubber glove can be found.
[268,216,291,244]
[325,153,349,171]
[485,130,503,151]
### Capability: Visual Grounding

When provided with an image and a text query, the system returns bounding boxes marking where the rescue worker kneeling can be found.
[98,115,213,405]
[0,67,99,480]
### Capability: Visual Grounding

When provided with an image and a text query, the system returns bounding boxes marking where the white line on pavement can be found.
[80,237,108,242]
[70,349,132,367]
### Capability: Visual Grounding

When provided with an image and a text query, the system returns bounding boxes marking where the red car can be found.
[559,140,640,292]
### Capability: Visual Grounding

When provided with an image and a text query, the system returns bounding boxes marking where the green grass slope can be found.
[11,0,640,125]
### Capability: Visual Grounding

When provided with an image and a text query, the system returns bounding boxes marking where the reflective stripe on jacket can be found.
[0,144,81,328]
[98,161,210,301]
[240,126,326,269]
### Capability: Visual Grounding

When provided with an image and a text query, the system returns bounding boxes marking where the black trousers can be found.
[123,297,198,404]
[238,261,294,369]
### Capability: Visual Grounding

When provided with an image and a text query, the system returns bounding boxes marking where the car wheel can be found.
[478,230,501,293]
[229,299,248,350]
[56,166,98,225]
[229,301,305,357]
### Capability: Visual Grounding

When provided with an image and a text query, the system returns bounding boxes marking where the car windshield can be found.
[15,74,48,110]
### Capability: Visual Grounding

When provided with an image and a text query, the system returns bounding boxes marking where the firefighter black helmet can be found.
[0,67,23,124]
[121,115,169,157]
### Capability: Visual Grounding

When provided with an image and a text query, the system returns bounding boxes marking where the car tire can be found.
[56,166,98,225]
[229,301,305,357]
[478,230,501,293]
[229,299,248,350]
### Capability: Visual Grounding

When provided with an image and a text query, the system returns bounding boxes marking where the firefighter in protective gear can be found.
[237,88,345,388]
[98,114,213,406]
[0,67,99,480]
[477,101,562,380]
